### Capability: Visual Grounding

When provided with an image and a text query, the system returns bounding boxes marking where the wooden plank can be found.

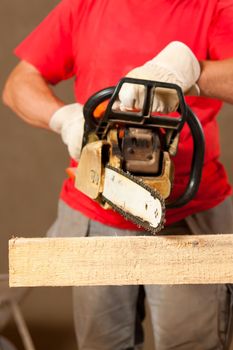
[9,235,233,287]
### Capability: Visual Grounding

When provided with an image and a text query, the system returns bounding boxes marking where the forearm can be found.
[198,58,233,104]
[2,61,64,129]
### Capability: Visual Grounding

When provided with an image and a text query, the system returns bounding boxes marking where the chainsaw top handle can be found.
[83,77,205,208]
[83,77,188,135]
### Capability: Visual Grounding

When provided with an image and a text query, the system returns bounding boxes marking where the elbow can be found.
[2,76,15,109]
[2,80,11,107]
[2,62,29,110]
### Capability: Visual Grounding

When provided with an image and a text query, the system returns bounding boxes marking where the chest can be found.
[72,0,216,100]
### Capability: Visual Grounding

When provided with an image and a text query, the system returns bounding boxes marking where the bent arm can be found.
[2,60,64,129]
[198,58,233,104]
[3,57,233,129]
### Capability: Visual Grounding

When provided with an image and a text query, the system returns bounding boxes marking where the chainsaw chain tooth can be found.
[102,165,166,235]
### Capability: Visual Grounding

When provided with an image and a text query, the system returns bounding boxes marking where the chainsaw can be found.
[72,77,205,234]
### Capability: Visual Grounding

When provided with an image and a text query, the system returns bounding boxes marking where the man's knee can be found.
[72,285,139,350]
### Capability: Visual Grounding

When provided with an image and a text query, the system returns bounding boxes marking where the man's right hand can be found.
[49,103,84,160]
[119,41,200,113]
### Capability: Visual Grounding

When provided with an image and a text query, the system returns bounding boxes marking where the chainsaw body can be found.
[74,78,205,234]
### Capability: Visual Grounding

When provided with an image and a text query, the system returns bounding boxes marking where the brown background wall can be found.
[0,1,233,349]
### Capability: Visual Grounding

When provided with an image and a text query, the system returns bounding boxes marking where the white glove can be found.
[119,41,200,113]
[49,103,84,160]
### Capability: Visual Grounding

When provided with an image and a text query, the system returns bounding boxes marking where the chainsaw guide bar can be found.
[102,165,166,235]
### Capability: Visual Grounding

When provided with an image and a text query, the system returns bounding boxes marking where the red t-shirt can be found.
[15,0,233,228]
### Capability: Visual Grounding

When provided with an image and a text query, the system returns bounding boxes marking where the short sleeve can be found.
[208,0,233,59]
[14,0,76,84]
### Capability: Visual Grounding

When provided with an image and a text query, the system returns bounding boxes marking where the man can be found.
[3,0,233,349]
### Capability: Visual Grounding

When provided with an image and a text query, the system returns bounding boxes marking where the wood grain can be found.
[9,235,233,287]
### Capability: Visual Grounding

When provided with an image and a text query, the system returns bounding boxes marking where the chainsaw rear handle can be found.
[83,78,205,208]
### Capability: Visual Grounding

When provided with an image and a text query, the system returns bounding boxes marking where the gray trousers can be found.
[47,197,233,350]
